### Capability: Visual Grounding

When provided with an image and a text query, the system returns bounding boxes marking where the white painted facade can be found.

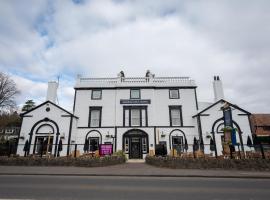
[17,72,253,159]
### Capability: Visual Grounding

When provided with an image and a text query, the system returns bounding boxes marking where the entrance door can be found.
[130,137,141,159]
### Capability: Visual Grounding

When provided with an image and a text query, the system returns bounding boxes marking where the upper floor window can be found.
[91,90,102,100]
[124,106,147,127]
[169,106,182,126]
[89,107,102,127]
[131,109,140,126]
[169,89,179,99]
[130,89,140,99]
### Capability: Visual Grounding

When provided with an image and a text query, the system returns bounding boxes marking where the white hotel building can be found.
[17,71,253,159]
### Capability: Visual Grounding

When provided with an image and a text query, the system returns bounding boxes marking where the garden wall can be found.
[0,156,125,167]
[146,156,270,171]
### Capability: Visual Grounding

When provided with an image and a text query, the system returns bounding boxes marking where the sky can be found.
[0,0,269,113]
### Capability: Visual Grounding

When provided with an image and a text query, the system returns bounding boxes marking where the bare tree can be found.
[0,72,20,109]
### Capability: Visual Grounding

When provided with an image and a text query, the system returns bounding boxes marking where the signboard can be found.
[223,108,233,127]
[231,129,237,145]
[99,144,113,156]
[120,99,151,104]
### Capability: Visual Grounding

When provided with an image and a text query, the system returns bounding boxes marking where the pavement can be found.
[1,162,270,179]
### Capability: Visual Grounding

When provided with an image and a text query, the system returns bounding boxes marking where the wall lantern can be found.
[60,133,65,139]
[161,131,166,138]
[19,136,25,140]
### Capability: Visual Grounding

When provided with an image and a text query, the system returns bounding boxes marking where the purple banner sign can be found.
[99,144,113,156]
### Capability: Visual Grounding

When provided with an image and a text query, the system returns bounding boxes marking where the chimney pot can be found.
[46,81,58,103]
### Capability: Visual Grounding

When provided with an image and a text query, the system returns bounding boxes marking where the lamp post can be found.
[46,131,52,157]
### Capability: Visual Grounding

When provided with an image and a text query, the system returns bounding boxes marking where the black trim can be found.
[61,115,72,117]
[193,99,251,118]
[169,129,187,150]
[197,115,203,142]
[130,89,141,99]
[20,100,78,119]
[77,125,195,129]
[200,114,210,116]
[36,124,54,134]
[169,106,183,127]
[154,126,157,145]
[23,115,33,117]
[169,89,180,99]
[114,127,117,152]
[72,89,77,113]
[91,89,102,100]
[216,122,224,133]
[238,113,249,116]
[88,107,102,128]
[67,116,73,156]
[194,88,199,110]
[248,115,254,135]
[27,118,60,156]
[85,130,102,145]
[75,86,197,90]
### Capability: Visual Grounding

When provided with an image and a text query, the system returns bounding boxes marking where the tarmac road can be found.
[0,175,269,200]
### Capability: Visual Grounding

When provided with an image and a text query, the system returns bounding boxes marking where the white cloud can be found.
[1,0,270,113]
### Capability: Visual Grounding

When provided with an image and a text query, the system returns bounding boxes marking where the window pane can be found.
[125,138,129,153]
[91,110,100,127]
[170,89,179,99]
[131,109,140,126]
[171,108,181,126]
[142,137,147,153]
[89,138,99,151]
[141,109,146,126]
[92,90,101,99]
[131,89,140,99]
[124,109,129,126]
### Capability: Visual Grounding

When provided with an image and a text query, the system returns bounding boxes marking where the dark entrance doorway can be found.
[130,137,141,159]
[123,129,148,159]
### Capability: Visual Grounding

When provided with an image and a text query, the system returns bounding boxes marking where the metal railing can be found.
[0,143,269,159]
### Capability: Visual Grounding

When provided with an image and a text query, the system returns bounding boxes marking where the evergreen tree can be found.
[22,100,36,112]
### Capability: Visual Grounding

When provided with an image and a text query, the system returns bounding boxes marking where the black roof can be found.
[20,100,78,119]
[192,99,251,118]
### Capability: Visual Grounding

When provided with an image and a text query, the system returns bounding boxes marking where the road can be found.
[0,175,269,200]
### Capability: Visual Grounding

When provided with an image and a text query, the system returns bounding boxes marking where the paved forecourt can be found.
[1,163,270,178]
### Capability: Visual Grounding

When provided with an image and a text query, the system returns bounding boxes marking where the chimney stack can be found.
[213,75,224,102]
[46,81,58,103]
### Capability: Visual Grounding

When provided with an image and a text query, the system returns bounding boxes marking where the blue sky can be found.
[0,0,270,113]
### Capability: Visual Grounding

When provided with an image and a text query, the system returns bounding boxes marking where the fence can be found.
[0,143,111,158]
[0,143,270,159]
[155,143,270,159]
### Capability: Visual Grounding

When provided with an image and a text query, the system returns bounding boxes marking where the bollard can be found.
[229,145,233,159]
[8,143,11,157]
[74,144,77,158]
[259,144,265,159]
[237,144,241,159]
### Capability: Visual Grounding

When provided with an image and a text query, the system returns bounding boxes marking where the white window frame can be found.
[91,90,102,100]
[169,89,179,99]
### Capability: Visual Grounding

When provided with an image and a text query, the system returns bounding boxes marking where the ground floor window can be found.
[172,136,184,152]
[34,136,54,155]
[88,137,99,152]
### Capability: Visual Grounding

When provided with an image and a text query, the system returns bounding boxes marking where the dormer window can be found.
[130,89,140,99]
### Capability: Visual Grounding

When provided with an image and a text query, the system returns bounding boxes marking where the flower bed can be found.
[146,156,270,171]
[0,155,126,167]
